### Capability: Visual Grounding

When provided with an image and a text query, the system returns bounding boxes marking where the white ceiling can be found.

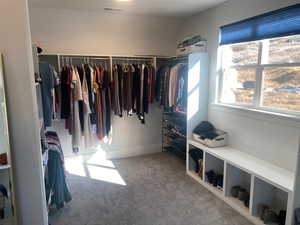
[29,0,227,18]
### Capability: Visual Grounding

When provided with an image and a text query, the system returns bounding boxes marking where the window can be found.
[219,34,300,114]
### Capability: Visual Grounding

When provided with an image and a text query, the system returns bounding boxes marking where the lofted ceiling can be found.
[28,0,227,18]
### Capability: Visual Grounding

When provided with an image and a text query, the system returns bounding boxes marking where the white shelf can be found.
[0,165,10,170]
[189,139,294,192]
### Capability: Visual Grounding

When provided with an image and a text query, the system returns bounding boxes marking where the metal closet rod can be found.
[59,56,155,61]
[60,56,110,60]
[59,54,154,58]
[112,58,153,61]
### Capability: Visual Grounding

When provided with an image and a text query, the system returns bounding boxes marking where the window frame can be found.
[218,36,300,118]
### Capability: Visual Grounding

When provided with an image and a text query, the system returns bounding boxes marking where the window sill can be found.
[211,103,300,127]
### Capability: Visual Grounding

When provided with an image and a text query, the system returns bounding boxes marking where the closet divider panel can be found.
[187,52,209,139]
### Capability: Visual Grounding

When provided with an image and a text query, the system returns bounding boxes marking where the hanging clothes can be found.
[45,131,72,210]
[94,66,104,139]
[156,62,188,112]
[71,67,83,151]
[102,70,112,136]
[123,64,133,116]
[176,64,188,112]
[39,62,56,127]
[84,64,97,125]
[81,66,93,148]
[59,58,158,153]
[60,67,72,119]
[132,64,141,117]
[111,63,156,124]
[112,65,122,117]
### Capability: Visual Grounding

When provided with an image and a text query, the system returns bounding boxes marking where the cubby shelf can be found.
[188,139,294,192]
[187,139,295,225]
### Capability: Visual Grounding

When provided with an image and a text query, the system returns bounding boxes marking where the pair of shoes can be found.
[238,188,248,201]
[278,210,286,225]
[231,186,250,208]
[257,204,270,220]
[257,203,286,224]
[231,185,247,200]
[205,170,216,184]
[231,185,241,197]
[205,170,223,189]
[263,209,279,224]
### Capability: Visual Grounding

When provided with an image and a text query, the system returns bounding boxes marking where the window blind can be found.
[220,4,300,45]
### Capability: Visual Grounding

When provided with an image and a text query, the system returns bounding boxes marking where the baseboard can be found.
[105,143,162,159]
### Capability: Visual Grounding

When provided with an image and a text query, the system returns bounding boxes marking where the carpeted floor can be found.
[49,152,254,225]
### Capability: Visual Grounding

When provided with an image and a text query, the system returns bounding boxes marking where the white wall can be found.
[29,6,175,158]
[0,0,48,224]
[180,0,300,172]
[29,6,182,56]
[52,104,162,159]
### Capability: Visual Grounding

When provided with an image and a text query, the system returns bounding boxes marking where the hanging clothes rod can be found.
[60,56,110,60]
[89,57,110,60]
[112,58,153,61]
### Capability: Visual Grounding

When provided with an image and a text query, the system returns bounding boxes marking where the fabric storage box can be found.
[193,129,228,148]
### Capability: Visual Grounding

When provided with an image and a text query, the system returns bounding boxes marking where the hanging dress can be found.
[81,66,93,148]
[71,67,83,152]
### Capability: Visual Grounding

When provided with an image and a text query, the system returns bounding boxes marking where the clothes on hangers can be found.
[39,62,58,127]
[58,58,157,152]
[60,64,109,150]
[156,63,188,112]
[111,63,156,124]
[44,131,72,210]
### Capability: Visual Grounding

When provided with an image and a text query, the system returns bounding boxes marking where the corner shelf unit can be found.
[187,139,295,225]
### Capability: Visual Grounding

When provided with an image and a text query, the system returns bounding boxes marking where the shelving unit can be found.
[187,139,295,225]
[158,56,188,160]
[162,111,187,159]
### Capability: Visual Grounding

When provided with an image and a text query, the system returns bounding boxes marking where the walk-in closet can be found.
[1,0,300,225]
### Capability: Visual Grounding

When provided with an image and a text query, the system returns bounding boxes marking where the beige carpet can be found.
[49,152,254,225]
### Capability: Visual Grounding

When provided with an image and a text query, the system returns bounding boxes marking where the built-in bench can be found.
[187,139,295,225]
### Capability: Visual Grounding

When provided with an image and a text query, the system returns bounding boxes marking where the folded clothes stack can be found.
[177,35,206,49]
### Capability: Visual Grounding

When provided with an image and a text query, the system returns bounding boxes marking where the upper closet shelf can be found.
[188,139,295,192]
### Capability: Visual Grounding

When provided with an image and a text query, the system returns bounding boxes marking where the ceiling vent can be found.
[104,7,123,12]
